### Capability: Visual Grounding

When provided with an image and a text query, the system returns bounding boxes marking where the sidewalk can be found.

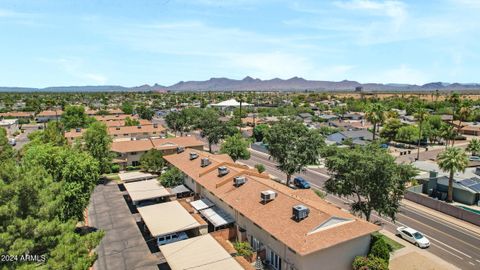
[402,199,480,235]
[382,230,460,270]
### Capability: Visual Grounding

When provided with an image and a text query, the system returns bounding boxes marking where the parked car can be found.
[293,177,311,189]
[157,232,188,246]
[396,226,430,248]
[469,156,480,161]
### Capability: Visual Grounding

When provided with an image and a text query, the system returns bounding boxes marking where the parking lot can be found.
[88,180,163,270]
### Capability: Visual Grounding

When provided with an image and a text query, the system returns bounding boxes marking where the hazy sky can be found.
[1,0,479,87]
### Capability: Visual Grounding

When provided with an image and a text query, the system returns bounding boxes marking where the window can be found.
[131,152,137,155]
[250,236,263,251]
[269,250,282,270]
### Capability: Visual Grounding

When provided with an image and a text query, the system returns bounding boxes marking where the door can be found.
[402,230,415,243]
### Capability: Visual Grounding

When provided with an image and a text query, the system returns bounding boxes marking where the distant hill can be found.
[1,77,480,92]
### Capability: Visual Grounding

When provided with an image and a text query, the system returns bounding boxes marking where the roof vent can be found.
[233,176,246,187]
[137,125,142,129]
[292,204,310,222]
[75,128,81,133]
[261,190,277,203]
[189,152,199,160]
[116,127,121,130]
[201,158,211,167]
[218,166,229,176]
[176,147,184,154]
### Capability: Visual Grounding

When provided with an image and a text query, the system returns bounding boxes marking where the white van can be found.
[157,232,188,246]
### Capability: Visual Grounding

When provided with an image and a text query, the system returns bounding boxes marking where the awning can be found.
[170,184,191,194]
[124,179,171,203]
[200,206,235,227]
[118,171,157,182]
[190,198,215,211]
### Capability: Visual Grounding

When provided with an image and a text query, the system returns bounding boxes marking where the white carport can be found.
[200,206,235,228]
[137,201,203,238]
[119,171,157,183]
[124,179,172,205]
[159,234,243,270]
[190,198,214,211]
[210,98,253,108]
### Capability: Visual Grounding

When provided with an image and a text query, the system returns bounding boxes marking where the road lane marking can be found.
[401,204,480,241]
[468,262,475,266]
[399,214,474,258]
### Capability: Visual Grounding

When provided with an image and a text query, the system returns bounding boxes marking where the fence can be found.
[404,189,480,226]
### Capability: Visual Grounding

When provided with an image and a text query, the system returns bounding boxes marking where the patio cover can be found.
[118,171,157,182]
[124,179,171,203]
[200,206,235,227]
[190,198,214,211]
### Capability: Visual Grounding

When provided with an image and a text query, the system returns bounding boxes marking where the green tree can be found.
[467,138,480,156]
[253,124,270,142]
[121,101,134,114]
[83,122,112,174]
[352,255,388,270]
[325,144,417,221]
[62,105,90,130]
[136,105,154,120]
[220,133,251,162]
[365,103,385,140]
[437,147,468,202]
[440,124,456,149]
[159,167,184,187]
[0,127,14,162]
[124,116,140,126]
[370,238,390,262]
[140,149,165,174]
[395,125,419,144]
[196,109,227,153]
[414,108,429,160]
[255,163,265,173]
[380,118,403,142]
[264,119,324,186]
[42,121,67,146]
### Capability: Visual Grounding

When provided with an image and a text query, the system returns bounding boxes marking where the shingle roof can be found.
[164,150,379,256]
[108,125,165,135]
[111,137,205,153]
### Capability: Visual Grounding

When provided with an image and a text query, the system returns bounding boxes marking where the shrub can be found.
[126,165,138,171]
[370,238,390,262]
[233,241,253,257]
[255,164,265,173]
[352,255,388,270]
[111,164,120,173]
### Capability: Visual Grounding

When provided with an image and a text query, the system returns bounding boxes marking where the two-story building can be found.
[111,136,205,167]
[65,124,165,143]
[35,110,63,123]
[163,150,379,270]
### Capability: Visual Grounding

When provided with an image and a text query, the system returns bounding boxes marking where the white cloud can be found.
[364,65,429,84]
[38,57,108,84]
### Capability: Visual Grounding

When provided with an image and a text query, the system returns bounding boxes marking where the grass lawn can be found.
[372,232,404,252]
[103,173,121,183]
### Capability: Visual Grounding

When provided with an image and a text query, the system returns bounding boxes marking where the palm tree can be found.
[440,124,455,150]
[437,147,468,202]
[453,107,472,146]
[467,138,480,156]
[414,108,429,160]
[365,103,385,140]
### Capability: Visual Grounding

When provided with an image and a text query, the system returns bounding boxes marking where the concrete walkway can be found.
[382,230,460,270]
[89,180,161,270]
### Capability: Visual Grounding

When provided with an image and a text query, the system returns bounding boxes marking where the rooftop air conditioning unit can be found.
[189,152,199,160]
[201,158,211,167]
[137,125,142,129]
[176,147,184,154]
[292,204,310,221]
[233,176,246,187]
[116,127,121,130]
[261,190,277,203]
[75,128,81,133]
[218,166,229,176]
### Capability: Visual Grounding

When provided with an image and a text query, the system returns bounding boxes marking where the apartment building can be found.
[94,114,138,122]
[111,136,205,167]
[0,111,34,119]
[35,110,63,123]
[103,119,151,127]
[108,124,165,141]
[164,150,379,270]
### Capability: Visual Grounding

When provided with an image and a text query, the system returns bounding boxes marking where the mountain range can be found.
[1,77,480,92]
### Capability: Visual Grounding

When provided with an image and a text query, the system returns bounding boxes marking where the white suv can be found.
[157,232,188,246]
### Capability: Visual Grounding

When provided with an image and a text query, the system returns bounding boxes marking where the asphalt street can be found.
[240,150,480,270]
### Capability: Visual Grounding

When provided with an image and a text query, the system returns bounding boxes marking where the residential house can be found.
[64,124,165,143]
[327,130,373,145]
[163,150,379,270]
[0,111,34,120]
[35,110,63,123]
[111,136,204,167]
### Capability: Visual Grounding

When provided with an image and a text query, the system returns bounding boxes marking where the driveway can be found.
[88,180,162,270]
